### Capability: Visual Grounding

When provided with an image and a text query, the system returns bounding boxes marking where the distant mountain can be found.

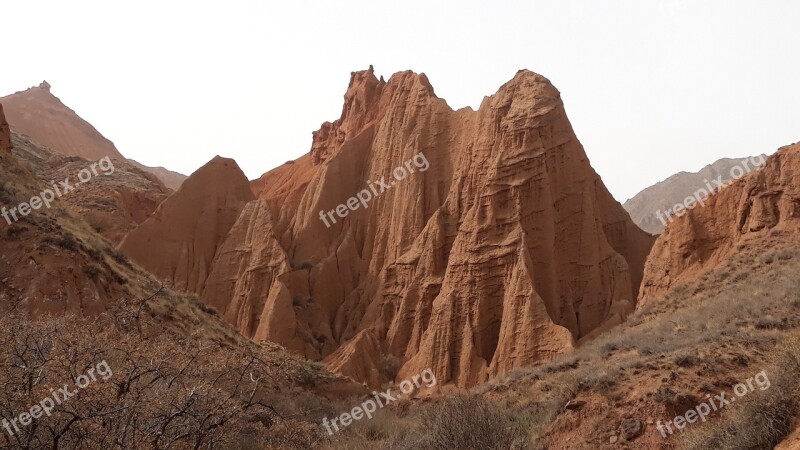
[623,155,767,234]
[129,159,188,190]
[0,82,186,189]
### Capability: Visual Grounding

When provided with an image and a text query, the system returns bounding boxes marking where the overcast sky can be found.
[2,0,798,201]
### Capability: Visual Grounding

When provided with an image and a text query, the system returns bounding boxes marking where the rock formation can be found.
[124,68,654,388]
[119,156,254,294]
[624,155,767,234]
[0,83,187,189]
[0,104,11,154]
[639,143,800,304]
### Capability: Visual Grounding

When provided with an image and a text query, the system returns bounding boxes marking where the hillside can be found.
[640,142,800,304]
[11,132,171,244]
[0,106,366,449]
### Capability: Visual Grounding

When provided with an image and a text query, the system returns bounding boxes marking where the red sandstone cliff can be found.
[639,143,800,305]
[119,156,254,293]
[125,68,654,388]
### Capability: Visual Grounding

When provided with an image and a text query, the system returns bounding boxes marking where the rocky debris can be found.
[619,417,643,441]
[639,143,800,305]
[564,399,587,411]
[119,156,254,293]
[124,68,655,388]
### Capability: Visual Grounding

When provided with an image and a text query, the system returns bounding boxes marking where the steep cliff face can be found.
[197,68,654,388]
[119,156,254,294]
[639,143,800,305]
[0,105,11,154]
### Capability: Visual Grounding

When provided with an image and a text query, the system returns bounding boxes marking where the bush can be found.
[379,355,401,381]
[83,264,103,278]
[418,395,528,450]
[39,232,81,251]
[5,224,26,238]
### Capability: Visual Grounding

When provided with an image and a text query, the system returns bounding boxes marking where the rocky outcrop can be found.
[624,155,766,234]
[0,83,186,188]
[203,70,652,387]
[119,156,254,293]
[128,68,654,388]
[0,104,11,154]
[639,143,800,304]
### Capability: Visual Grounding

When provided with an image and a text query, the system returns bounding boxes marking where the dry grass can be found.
[680,339,800,449]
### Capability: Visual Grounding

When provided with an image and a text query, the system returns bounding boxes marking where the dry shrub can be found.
[680,339,800,449]
[379,355,401,381]
[416,395,528,450]
[0,295,329,449]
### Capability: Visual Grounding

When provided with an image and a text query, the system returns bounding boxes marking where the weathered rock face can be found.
[0,104,11,154]
[132,68,654,388]
[623,155,766,234]
[0,83,187,189]
[119,156,254,294]
[639,143,800,305]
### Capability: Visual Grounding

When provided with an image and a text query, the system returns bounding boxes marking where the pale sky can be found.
[2,1,798,201]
